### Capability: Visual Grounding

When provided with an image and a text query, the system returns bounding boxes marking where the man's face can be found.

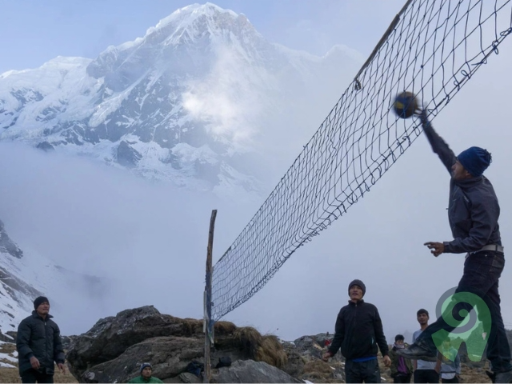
[349,285,363,301]
[36,302,50,317]
[396,339,404,345]
[141,367,152,379]
[417,312,429,326]
[451,160,471,180]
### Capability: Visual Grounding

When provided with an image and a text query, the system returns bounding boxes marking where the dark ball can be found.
[393,91,418,119]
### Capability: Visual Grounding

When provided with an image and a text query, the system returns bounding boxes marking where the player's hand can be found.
[383,355,391,367]
[58,362,66,373]
[30,356,40,370]
[322,352,332,362]
[414,106,425,116]
[424,242,444,257]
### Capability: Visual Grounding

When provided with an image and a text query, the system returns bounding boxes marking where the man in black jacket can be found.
[16,296,65,383]
[397,109,512,383]
[323,279,391,383]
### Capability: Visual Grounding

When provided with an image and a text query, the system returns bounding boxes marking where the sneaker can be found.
[396,344,437,362]
[494,370,512,383]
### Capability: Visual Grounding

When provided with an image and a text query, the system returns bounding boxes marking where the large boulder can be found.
[66,307,292,383]
[211,360,301,383]
[66,306,204,378]
[80,336,203,383]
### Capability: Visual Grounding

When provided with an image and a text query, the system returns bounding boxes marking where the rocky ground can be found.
[0,306,504,383]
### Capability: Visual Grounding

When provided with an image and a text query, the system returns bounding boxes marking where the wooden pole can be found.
[204,209,217,383]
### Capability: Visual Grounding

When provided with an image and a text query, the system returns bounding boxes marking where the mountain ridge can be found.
[0,2,362,197]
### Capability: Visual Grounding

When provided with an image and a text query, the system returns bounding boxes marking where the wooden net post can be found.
[204,209,217,383]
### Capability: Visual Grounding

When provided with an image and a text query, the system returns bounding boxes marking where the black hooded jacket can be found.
[16,311,65,374]
[421,115,502,253]
[328,300,389,360]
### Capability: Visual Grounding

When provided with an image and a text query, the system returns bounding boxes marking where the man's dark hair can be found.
[417,308,429,317]
[395,334,405,342]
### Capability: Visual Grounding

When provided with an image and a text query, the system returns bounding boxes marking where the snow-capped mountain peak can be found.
[151,3,248,38]
[0,2,362,198]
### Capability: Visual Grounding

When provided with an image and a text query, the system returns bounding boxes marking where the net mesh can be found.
[211,0,512,321]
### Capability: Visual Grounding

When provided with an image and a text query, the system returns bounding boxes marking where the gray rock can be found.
[117,141,142,168]
[61,335,78,351]
[0,330,15,342]
[211,360,301,383]
[178,372,202,383]
[280,343,305,377]
[0,219,23,258]
[79,336,203,383]
[36,141,55,152]
[66,306,204,379]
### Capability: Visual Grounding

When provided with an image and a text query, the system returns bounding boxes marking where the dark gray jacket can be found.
[16,311,65,374]
[421,115,501,253]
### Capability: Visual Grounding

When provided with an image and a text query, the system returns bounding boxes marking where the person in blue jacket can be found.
[398,109,512,384]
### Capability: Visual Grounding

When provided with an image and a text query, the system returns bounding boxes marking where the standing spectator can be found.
[390,334,413,383]
[322,279,391,383]
[412,309,439,383]
[16,296,65,383]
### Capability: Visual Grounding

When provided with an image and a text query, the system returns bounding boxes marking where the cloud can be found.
[182,46,265,151]
[0,142,257,334]
[284,19,332,56]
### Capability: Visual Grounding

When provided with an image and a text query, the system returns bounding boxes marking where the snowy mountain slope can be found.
[0,220,106,335]
[0,3,362,196]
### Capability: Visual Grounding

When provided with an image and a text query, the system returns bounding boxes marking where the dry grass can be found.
[255,335,288,368]
[180,318,238,338]
[460,365,492,383]
[303,359,333,375]
[234,326,262,349]
[0,343,16,355]
[0,364,78,383]
[232,327,288,368]
[214,321,237,336]
[182,318,203,335]
[301,359,334,382]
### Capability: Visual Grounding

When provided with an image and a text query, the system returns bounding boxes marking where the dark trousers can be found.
[20,369,54,383]
[441,376,459,383]
[414,251,512,373]
[414,369,439,383]
[394,373,412,383]
[345,358,381,383]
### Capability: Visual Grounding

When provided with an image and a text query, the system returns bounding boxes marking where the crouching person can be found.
[128,363,163,383]
[322,279,391,383]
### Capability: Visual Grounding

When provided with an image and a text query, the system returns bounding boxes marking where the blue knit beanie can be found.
[457,146,492,177]
[140,363,152,373]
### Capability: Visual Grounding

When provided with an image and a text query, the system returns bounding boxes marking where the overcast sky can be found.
[0,0,406,73]
[1,0,512,348]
